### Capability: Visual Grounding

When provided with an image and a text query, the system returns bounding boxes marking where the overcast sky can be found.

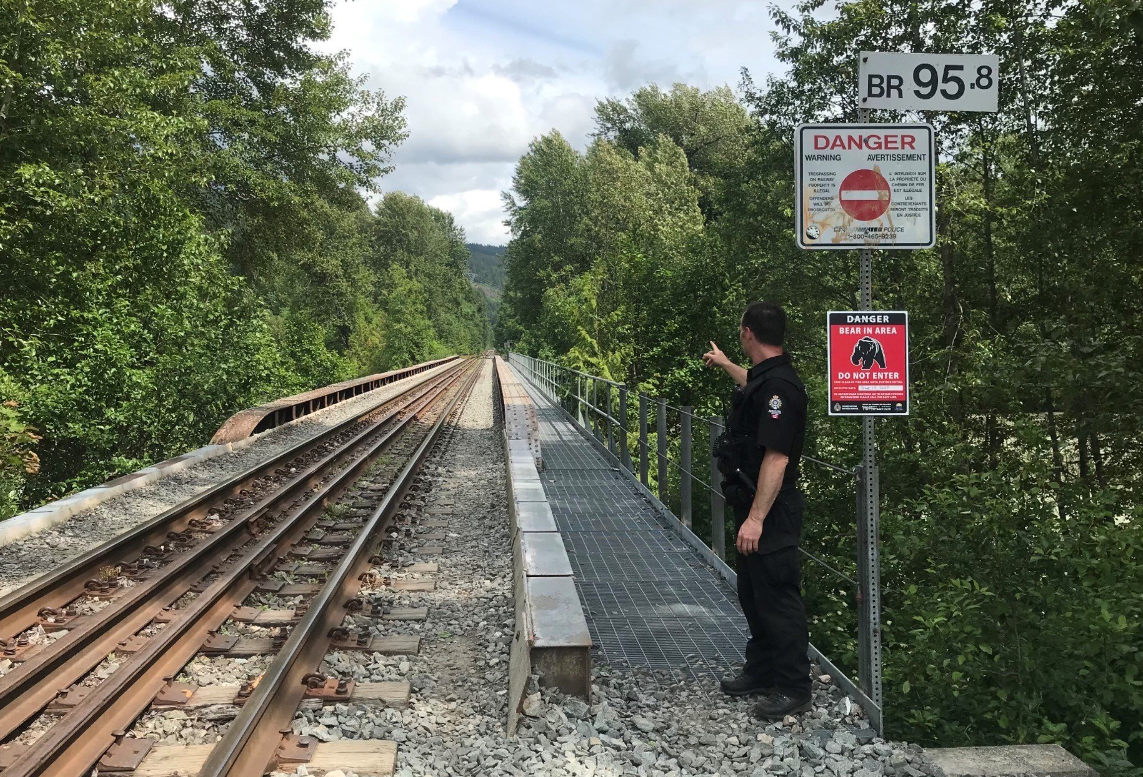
[320,0,790,245]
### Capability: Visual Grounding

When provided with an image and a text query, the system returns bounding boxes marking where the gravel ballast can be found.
[3,359,943,776]
[0,361,457,594]
[274,361,943,777]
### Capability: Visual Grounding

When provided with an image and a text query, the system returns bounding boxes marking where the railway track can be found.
[0,356,483,777]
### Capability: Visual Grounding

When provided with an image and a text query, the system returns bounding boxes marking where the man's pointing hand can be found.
[703,341,730,370]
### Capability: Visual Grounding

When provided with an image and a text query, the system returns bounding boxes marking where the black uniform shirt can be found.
[740,354,807,553]
[746,354,806,489]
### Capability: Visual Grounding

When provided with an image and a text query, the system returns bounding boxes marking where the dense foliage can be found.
[0,0,487,514]
[467,243,507,289]
[498,2,1143,773]
[467,243,505,330]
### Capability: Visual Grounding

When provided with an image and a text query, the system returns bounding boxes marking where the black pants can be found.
[733,510,811,696]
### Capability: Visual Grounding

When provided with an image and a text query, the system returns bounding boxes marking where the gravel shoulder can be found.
[281,360,944,777]
[0,361,456,595]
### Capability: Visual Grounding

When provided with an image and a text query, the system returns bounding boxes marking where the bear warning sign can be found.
[796,124,934,250]
[827,311,909,416]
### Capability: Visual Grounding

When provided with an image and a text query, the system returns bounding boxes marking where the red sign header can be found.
[827,311,910,416]
[811,133,919,151]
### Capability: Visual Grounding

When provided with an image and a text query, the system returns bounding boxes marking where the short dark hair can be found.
[741,302,786,347]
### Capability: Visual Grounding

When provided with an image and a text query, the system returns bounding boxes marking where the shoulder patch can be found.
[768,394,783,419]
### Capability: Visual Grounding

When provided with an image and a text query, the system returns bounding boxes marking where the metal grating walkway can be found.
[525,387,750,678]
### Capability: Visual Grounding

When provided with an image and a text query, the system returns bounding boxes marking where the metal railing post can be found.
[680,406,692,528]
[605,384,615,455]
[617,385,630,469]
[591,379,599,441]
[576,375,584,425]
[638,394,649,486]
[657,398,667,504]
[710,415,725,560]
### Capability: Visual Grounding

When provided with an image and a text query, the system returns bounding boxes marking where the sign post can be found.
[795,51,998,736]
[856,215,884,733]
[854,107,883,727]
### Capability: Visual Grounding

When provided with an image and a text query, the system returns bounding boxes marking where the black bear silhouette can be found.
[850,336,887,370]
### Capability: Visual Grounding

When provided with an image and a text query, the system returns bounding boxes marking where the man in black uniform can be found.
[702,301,812,719]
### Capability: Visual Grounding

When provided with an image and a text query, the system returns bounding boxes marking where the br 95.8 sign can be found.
[828,311,909,416]
[859,51,999,113]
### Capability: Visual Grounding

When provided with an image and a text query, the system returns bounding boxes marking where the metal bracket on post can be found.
[709,416,725,560]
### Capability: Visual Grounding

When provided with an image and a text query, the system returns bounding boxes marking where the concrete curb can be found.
[496,358,592,736]
[925,745,1097,777]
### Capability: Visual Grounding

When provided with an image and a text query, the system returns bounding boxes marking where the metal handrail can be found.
[508,351,879,730]
[514,353,854,474]
[509,353,866,581]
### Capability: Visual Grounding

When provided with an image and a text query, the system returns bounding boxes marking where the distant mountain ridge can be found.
[467,243,505,290]
[466,243,504,329]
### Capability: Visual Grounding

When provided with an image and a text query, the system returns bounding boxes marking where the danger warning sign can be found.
[827,311,909,416]
[795,124,934,250]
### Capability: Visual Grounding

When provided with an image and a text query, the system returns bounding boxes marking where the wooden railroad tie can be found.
[130,739,397,777]
[200,631,419,657]
[384,578,436,592]
[255,580,322,596]
[149,679,410,712]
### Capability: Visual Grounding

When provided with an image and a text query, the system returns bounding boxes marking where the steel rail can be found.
[0,358,466,640]
[199,359,482,777]
[1,359,477,777]
[0,364,466,742]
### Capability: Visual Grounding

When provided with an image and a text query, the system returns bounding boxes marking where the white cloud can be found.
[320,0,792,245]
[603,39,694,94]
[428,190,509,244]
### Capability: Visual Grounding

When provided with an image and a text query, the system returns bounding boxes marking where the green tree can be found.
[501,14,1143,766]
[376,266,438,370]
[0,0,483,511]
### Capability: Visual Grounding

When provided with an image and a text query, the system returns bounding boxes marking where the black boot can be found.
[719,673,773,697]
[751,690,812,719]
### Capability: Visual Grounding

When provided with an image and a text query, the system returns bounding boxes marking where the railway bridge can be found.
[0,356,1094,777]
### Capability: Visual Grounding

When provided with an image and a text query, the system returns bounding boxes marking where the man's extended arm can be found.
[702,341,747,386]
[735,449,788,555]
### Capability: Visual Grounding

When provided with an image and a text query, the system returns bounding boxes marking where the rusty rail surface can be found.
[0,357,477,777]
[210,356,461,444]
[199,359,482,777]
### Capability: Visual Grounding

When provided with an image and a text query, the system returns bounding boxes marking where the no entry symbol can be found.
[839,169,891,221]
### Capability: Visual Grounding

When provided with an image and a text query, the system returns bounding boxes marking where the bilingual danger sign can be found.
[795,123,934,250]
[828,311,909,416]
